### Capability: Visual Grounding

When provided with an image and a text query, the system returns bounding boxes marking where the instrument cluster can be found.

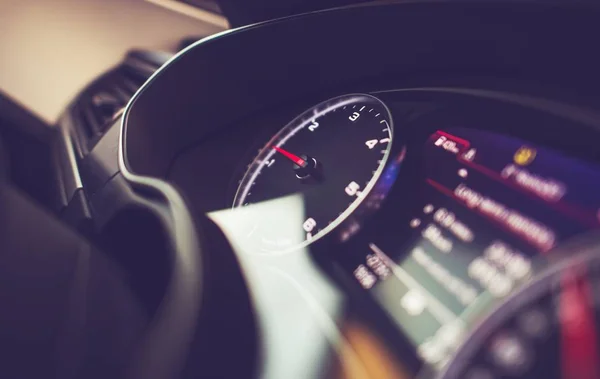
[115,3,600,378]
[193,88,600,378]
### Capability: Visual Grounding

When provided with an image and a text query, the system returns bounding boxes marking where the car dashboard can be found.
[70,2,600,378]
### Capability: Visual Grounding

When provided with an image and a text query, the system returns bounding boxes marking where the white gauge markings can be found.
[232,94,393,253]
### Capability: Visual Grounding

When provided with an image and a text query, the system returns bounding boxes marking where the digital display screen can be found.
[352,128,600,369]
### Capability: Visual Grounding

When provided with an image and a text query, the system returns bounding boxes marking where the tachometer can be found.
[233,94,394,252]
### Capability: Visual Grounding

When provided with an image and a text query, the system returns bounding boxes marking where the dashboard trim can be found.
[373,87,600,131]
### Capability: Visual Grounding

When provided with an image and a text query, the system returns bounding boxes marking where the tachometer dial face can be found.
[233,94,393,252]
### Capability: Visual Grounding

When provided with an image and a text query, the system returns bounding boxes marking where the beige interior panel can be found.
[0,0,225,124]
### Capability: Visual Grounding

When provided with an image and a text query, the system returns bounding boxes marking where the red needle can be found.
[559,269,600,379]
[272,146,307,167]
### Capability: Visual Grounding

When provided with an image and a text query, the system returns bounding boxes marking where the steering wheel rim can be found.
[118,102,206,379]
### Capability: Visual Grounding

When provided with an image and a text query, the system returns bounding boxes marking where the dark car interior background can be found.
[1,1,600,379]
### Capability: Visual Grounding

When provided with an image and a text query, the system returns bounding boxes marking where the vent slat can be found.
[77,101,102,139]
[72,59,163,154]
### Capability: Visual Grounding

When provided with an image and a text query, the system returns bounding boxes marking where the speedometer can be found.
[233,94,394,252]
[442,240,600,379]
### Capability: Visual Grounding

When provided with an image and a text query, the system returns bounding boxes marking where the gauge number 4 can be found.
[365,138,390,149]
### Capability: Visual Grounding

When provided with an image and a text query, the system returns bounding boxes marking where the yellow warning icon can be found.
[514,146,536,166]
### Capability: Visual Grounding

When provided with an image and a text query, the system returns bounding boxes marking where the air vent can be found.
[76,69,146,142]
[65,50,172,155]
